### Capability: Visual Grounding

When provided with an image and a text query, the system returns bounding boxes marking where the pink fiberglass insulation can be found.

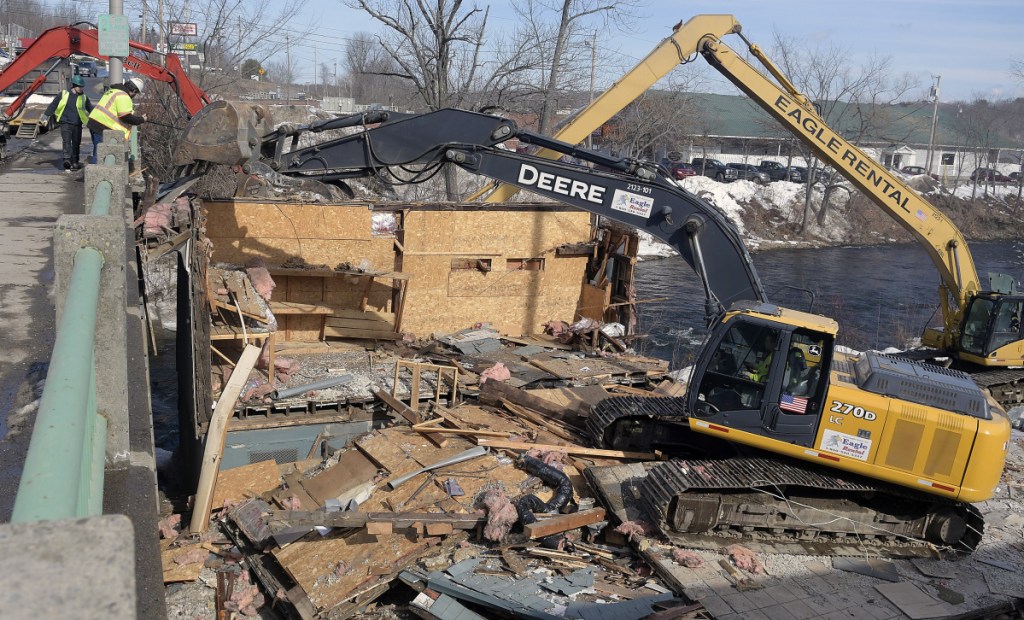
[614,520,651,541]
[481,488,518,542]
[525,448,566,467]
[226,570,265,616]
[479,362,511,384]
[724,543,764,574]
[671,548,705,568]
[158,513,181,540]
[173,546,210,565]
[137,202,173,237]
[245,256,276,301]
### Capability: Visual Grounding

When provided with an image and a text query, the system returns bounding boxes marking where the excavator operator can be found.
[743,330,776,383]
[86,76,147,164]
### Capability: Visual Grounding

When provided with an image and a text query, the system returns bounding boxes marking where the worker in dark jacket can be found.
[42,75,93,171]
[86,77,147,164]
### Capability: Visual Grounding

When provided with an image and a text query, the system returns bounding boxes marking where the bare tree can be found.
[600,77,705,160]
[348,0,488,111]
[510,0,642,134]
[766,32,918,231]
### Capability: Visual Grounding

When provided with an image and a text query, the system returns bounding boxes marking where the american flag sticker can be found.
[780,393,808,414]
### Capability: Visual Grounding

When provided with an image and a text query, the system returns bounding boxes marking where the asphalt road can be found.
[0,128,80,520]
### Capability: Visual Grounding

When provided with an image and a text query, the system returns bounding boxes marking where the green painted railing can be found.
[10,177,116,523]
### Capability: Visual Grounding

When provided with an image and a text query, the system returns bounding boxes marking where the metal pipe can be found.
[91,180,113,215]
[274,374,354,400]
[387,446,488,490]
[12,247,105,522]
[108,0,124,84]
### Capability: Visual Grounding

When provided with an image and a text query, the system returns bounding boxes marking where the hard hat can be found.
[126,77,144,94]
[70,75,84,87]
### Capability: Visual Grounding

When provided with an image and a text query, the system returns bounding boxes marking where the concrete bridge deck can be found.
[0,131,165,619]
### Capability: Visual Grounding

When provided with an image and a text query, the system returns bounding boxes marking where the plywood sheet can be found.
[273,530,435,613]
[161,541,207,583]
[211,459,281,511]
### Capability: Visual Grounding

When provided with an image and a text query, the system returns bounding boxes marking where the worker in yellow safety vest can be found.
[42,75,93,171]
[86,76,147,164]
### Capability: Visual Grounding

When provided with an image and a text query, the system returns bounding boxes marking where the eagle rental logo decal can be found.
[820,429,872,461]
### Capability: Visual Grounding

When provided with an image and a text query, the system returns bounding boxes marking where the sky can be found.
[65,0,1022,102]
[288,0,1023,103]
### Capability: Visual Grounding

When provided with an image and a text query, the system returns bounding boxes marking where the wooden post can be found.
[189,344,261,534]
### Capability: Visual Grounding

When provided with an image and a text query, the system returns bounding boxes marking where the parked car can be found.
[691,157,738,182]
[757,160,801,182]
[669,162,697,179]
[899,165,939,180]
[1010,171,1021,183]
[76,60,97,77]
[970,167,1011,183]
[726,163,770,184]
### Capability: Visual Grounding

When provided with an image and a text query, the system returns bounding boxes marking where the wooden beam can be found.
[499,399,581,443]
[267,510,485,530]
[524,508,606,539]
[480,380,581,426]
[190,344,261,534]
[477,439,657,461]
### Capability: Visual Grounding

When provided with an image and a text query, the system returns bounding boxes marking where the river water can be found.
[633,239,1024,367]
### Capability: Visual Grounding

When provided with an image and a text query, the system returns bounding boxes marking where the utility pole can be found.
[333,60,337,98]
[587,30,596,149]
[285,35,291,104]
[237,15,242,77]
[925,75,941,174]
[109,0,123,84]
[157,0,165,54]
[140,0,147,44]
[313,45,317,98]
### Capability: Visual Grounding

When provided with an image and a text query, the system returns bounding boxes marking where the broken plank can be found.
[269,301,335,315]
[323,325,400,340]
[481,380,582,425]
[500,399,582,442]
[190,344,261,534]
[478,439,657,460]
[524,508,606,539]
[373,387,424,425]
[267,510,485,530]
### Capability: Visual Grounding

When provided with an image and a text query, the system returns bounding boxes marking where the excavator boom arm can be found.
[0,26,210,117]
[474,14,742,203]
[695,34,980,344]
[269,108,766,311]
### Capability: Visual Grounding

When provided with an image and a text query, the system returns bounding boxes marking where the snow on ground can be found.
[639,176,826,259]
[0,94,55,106]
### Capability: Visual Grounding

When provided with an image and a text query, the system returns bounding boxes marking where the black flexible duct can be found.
[514,455,575,549]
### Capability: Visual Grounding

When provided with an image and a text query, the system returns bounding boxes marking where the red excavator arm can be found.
[0,25,210,117]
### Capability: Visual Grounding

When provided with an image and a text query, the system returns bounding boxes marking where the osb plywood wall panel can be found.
[205,201,394,271]
[403,209,591,255]
[400,254,588,336]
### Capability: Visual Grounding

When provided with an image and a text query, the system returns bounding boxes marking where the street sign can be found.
[97,14,129,57]
[171,42,198,51]
[169,22,198,36]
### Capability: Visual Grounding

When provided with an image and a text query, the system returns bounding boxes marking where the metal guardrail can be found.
[10,158,118,523]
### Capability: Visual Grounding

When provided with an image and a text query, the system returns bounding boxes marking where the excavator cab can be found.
[688,304,834,447]
[960,294,1024,360]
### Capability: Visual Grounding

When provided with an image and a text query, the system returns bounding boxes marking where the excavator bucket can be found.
[173,100,272,167]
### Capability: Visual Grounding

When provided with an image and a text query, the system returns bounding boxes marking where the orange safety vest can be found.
[87,89,134,138]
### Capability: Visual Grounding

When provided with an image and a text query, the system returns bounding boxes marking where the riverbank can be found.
[638,175,1023,259]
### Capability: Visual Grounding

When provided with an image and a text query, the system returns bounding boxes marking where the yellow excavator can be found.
[466,15,1024,410]
[172,18,1011,558]
[678,17,1024,409]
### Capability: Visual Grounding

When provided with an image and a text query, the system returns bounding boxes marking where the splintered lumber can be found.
[500,399,582,442]
[477,439,657,460]
[190,344,262,534]
[373,387,424,425]
[480,380,582,425]
[267,510,485,531]
[524,508,607,539]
